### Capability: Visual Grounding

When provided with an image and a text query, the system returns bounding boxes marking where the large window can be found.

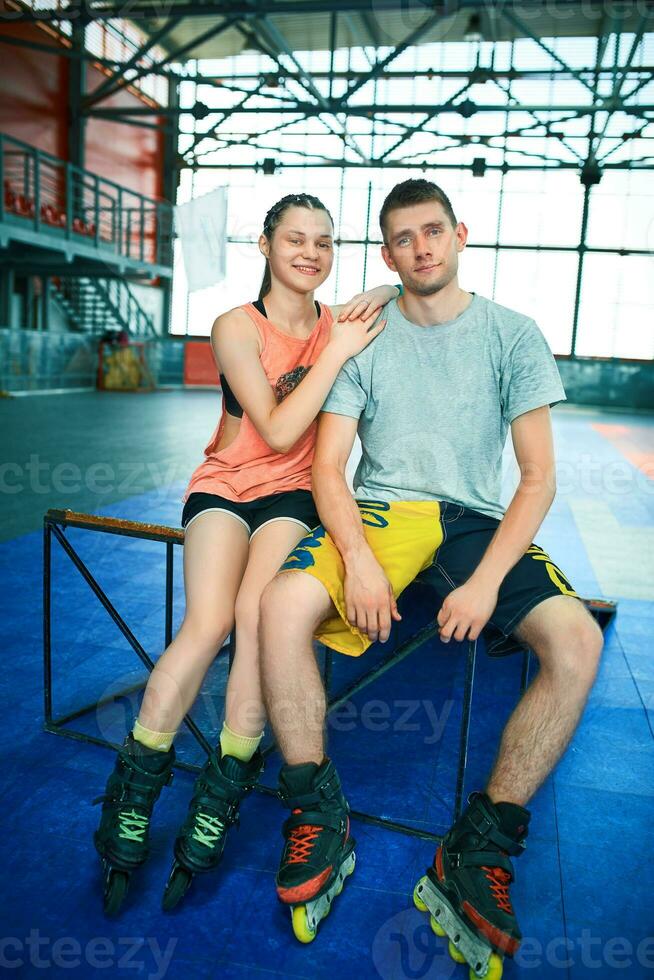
[171,32,653,360]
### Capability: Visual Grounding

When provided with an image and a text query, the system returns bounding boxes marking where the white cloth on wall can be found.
[175,187,228,292]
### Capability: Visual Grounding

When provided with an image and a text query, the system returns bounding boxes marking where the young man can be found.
[258,179,603,959]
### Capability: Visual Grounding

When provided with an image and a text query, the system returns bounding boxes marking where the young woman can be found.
[93,192,399,915]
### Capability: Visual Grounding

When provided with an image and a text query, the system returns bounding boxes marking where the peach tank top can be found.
[184,300,333,502]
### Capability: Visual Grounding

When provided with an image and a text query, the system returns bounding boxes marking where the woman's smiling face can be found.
[261,205,335,292]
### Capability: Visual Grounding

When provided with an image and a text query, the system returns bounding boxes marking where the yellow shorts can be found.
[279,500,443,657]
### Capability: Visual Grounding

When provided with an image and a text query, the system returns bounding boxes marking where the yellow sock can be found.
[132,718,176,753]
[219,722,263,762]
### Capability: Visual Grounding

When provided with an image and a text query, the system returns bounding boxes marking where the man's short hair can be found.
[379,179,457,243]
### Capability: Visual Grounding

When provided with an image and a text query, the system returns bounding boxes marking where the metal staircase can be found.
[51,277,156,337]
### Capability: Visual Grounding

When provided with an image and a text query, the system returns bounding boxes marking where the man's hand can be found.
[437,577,499,644]
[344,548,402,643]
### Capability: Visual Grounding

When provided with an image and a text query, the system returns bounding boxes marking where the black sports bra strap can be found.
[252,299,321,318]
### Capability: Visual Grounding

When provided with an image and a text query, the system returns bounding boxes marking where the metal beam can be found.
[360,10,382,48]
[570,179,593,357]
[87,101,654,118]
[84,16,182,108]
[2,0,432,23]
[191,115,310,160]
[372,73,477,164]
[68,22,86,172]
[592,12,651,153]
[328,10,337,100]
[190,126,592,142]
[499,8,598,97]
[185,158,654,171]
[490,77,584,164]
[179,68,654,83]
[79,15,244,114]
[161,74,180,334]
[3,0,618,23]
[184,80,267,162]
[0,27,171,84]
[338,8,445,107]
[248,17,370,163]
[258,17,328,108]
[597,124,647,164]
[343,12,375,69]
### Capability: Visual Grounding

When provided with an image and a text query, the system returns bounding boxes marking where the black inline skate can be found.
[413,792,530,979]
[93,734,175,916]
[162,747,264,911]
[276,758,356,943]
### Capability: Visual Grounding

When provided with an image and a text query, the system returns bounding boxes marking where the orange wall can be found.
[0,22,164,201]
[85,63,164,201]
[0,23,68,158]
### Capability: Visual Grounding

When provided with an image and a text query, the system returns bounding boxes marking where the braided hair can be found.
[258,193,334,301]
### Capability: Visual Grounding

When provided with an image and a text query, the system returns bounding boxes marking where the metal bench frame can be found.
[43,508,617,843]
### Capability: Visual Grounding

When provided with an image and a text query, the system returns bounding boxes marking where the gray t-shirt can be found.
[321,294,566,520]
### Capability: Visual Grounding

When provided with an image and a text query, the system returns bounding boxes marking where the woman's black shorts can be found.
[181,489,319,540]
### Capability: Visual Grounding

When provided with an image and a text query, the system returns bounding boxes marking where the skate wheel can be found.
[103,870,129,917]
[448,940,467,964]
[162,865,193,912]
[292,905,317,944]
[413,882,428,912]
[429,915,446,937]
[474,953,503,980]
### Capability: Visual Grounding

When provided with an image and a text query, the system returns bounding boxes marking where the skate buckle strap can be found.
[467,808,494,837]
[452,850,514,877]
[283,809,344,835]
[318,769,341,799]
[468,809,525,857]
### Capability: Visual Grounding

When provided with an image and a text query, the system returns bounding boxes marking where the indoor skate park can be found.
[1,1,653,979]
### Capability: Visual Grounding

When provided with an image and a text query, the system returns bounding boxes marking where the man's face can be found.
[381,200,467,296]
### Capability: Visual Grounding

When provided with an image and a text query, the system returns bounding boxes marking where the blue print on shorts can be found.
[357,499,390,529]
[281,525,327,571]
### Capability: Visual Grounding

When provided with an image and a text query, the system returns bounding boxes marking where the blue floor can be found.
[1,402,653,979]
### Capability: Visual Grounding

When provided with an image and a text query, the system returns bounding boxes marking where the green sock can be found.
[219,722,263,762]
[132,718,176,752]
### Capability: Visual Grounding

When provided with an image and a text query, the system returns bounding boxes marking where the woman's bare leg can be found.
[136,511,250,734]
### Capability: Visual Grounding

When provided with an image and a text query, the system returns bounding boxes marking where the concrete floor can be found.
[0,390,220,540]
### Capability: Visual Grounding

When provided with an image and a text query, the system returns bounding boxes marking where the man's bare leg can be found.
[486,594,603,806]
[414,598,603,960]
[259,570,335,765]
[259,570,355,925]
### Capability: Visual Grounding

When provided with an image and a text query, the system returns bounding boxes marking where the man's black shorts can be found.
[418,501,580,656]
